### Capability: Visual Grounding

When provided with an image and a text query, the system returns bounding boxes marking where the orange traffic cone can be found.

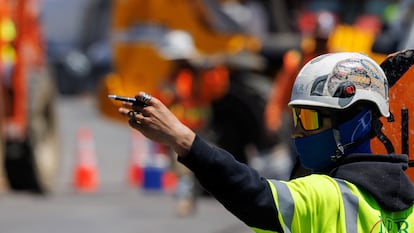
[73,127,99,192]
[127,130,149,187]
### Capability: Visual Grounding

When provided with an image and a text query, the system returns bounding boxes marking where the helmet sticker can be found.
[327,58,387,99]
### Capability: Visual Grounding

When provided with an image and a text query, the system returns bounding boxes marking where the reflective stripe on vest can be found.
[270,178,359,233]
[270,180,294,233]
[334,178,359,233]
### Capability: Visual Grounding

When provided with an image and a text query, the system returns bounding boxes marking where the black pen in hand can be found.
[108,95,146,106]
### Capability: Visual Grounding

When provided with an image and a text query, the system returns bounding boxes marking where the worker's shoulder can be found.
[270,175,345,211]
[286,174,344,194]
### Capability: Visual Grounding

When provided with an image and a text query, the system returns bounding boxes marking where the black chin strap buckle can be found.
[331,147,344,162]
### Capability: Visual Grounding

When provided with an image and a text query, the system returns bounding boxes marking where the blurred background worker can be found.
[97,0,302,216]
[119,52,414,232]
[0,0,412,232]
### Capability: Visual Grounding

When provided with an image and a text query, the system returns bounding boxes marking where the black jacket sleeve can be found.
[178,135,283,232]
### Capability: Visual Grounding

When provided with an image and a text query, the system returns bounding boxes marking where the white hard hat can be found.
[288,52,389,117]
[158,30,198,60]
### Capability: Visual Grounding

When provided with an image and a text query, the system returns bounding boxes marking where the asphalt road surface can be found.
[0,94,251,233]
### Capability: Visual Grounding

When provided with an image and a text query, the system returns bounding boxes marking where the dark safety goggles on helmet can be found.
[292,108,323,131]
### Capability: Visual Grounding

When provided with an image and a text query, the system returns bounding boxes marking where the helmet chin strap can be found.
[329,109,395,162]
[331,128,344,161]
[373,117,395,154]
[331,128,373,162]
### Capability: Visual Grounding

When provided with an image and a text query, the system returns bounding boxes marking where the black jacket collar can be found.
[328,153,414,211]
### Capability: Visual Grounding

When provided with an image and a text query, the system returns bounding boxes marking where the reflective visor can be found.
[292,108,321,130]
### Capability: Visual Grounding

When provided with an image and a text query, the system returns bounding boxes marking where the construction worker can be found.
[118,52,414,232]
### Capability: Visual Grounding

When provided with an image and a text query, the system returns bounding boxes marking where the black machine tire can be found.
[5,66,59,194]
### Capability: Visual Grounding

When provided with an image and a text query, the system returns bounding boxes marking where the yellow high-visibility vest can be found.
[256,174,414,233]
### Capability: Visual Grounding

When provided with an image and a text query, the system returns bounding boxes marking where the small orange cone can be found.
[73,127,99,192]
[127,130,149,187]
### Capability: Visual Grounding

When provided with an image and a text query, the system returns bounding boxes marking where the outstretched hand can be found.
[118,92,196,157]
